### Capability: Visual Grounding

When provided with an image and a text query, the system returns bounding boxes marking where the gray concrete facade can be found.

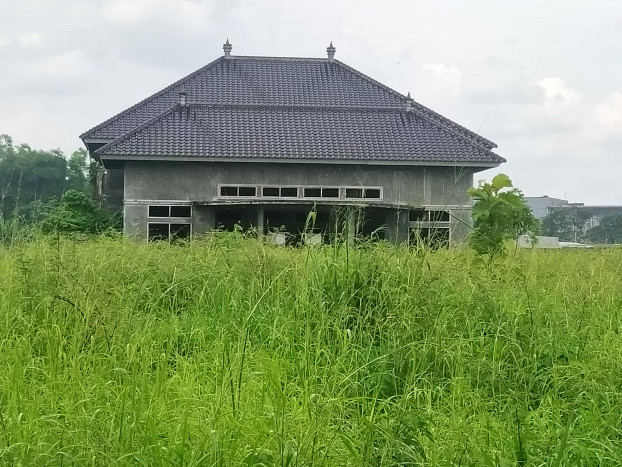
[122,160,477,246]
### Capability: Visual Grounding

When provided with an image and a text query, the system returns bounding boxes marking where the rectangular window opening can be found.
[238,186,256,197]
[428,210,450,222]
[409,209,426,222]
[321,188,339,198]
[280,187,298,197]
[304,188,321,198]
[263,187,280,197]
[170,223,191,239]
[364,189,381,199]
[148,223,170,241]
[345,188,363,199]
[170,205,191,217]
[221,186,238,197]
[149,205,170,217]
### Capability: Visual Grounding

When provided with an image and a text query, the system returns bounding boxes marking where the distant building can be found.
[526,196,622,243]
[524,196,580,219]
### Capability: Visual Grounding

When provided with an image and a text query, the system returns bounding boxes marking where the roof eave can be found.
[97,153,505,168]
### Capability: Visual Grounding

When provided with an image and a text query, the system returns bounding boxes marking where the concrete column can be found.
[385,208,410,245]
[347,208,356,245]
[193,205,215,235]
[257,206,265,235]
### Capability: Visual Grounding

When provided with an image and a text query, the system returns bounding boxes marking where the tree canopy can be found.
[468,174,539,257]
[0,134,90,219]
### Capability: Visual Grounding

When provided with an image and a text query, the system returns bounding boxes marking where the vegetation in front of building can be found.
[0,236,621,464]
[0,134,119,244]
[468,173,539,257]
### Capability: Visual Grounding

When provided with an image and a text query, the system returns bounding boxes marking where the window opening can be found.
[149,205,170,217]
[280,187,298,197]
[148,223,169,240]
[346,188,363,199]
[409,209,426,221]
[170,224,191,239]
[263,187,280,197]
[304,188,321,198]
[238,186,256,197]
[428,210,450,222]
[221,186,238,196]
[321,188,339,198]
[149,205,191,218]
[219,185,381,200]
[148,223,191,241]
[170,205,191,217]
[364,189,381,199]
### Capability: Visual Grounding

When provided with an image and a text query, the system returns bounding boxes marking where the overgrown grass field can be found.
[1,236,622,465]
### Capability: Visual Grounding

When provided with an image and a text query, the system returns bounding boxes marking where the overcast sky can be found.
[1,0,621,204]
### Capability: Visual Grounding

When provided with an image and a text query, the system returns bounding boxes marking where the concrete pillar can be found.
[385,208,409,245]
[347,208,356,245]
[257,206,265,235]
[193,205,215,235]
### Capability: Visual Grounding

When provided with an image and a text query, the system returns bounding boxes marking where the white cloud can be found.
[538,77,581,104]
[593,92,622,136]
[460,58,543,105]
[100,0,214,31]
[19,32,43,48]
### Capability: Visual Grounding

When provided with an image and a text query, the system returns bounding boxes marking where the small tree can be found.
[541,207,593,242]
[41,190,119,234]
[468,174,539,256]
[66,148,90,193]
[586,213,622,244]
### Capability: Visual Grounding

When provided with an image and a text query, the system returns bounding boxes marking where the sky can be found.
[1,0,621,204]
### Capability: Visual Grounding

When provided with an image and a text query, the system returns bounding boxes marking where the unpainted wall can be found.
[124,161,473,204]
[122,161,476,243]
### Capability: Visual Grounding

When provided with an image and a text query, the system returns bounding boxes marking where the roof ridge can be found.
[226,55,328,61]
[184,103,406,111]
[80,56,224,140]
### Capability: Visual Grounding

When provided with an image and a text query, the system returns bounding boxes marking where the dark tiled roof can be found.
[96,104,505,165]
[81,56,496,150]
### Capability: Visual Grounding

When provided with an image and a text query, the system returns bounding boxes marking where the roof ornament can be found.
[179,90,188,106]
[406,92,414,112]
[223,38,232,58]
[326,41,336,62]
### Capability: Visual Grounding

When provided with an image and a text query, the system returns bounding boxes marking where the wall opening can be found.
[148,222,192,241]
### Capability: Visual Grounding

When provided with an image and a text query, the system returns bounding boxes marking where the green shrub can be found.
[469,174,539,257]
[40,189,120,234]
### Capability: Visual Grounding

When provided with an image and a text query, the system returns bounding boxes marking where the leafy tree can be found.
[586,213,622,244]
[541,207,593,242]
[41,190,119,234]
[468,174,539,256]
[66,148,90,192]
[0,134,67,218]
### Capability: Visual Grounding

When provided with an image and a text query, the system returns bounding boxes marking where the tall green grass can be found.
[1,235,622,465]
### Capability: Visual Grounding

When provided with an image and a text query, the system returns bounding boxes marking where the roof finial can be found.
[223,38,232,58]
[179,90,188,106]
[406,91,413,112]
[326,41,336,62]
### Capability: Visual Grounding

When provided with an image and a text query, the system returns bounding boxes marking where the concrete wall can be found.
[524,196,571,219]
[122,161,476,243]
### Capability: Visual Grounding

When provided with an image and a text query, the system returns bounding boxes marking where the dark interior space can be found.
[409,227,450,249]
